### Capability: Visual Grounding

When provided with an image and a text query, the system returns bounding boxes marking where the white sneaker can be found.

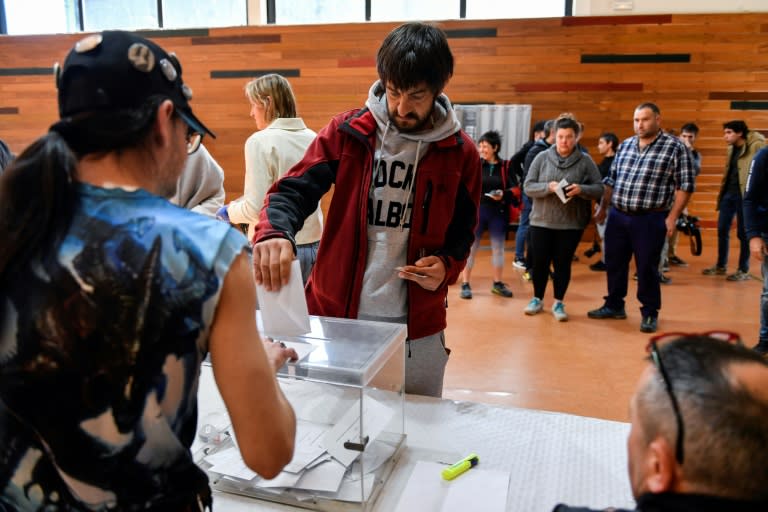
[513,259,527,271]
[524,297,543,315]
[552,302,568,322]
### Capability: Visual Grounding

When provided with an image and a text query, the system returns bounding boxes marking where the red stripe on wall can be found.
[338,57,377,68]
[515,82,643,92]
[562,15,672,27]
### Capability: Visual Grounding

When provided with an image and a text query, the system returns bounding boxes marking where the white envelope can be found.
[554,178,572,204]
[256,259,311,337]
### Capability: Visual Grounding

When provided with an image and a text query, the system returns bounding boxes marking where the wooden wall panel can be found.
[1,13,767,240]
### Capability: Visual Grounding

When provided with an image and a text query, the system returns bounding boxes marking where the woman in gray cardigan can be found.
[523,117,603,321]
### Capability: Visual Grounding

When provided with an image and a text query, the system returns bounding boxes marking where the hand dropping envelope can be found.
[256,259,311,337]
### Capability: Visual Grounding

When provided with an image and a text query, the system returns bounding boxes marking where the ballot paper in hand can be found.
[554,178,572,204]
[256,259,311,337]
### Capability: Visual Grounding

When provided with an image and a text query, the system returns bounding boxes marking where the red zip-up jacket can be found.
[253,107,481,340]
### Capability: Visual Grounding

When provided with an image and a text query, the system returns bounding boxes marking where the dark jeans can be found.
[529,226,583,301]
[760,236,768,341]
[716,191,749,272]
[604,209,667,318]
[514,193,532,261]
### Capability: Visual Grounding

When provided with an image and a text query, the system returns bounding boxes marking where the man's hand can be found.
[750,237,767,262]
[252,238,295,291]
[397,255,446,291]
[594,203,607,224]
[665,214,679,238]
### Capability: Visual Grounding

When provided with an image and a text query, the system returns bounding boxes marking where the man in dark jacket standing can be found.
[744,146,768,355]
[251,22,481,398]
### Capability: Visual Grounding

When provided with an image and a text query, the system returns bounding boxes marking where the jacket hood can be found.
[746,130,766,149]
[365,80,461,143]
[545,145,584,169]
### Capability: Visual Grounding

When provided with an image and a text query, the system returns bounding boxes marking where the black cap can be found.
[55,31,214,138]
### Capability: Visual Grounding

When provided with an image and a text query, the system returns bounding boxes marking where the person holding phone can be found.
[523,117,603,321]
[459,130,516,299]
[250,23,481,398]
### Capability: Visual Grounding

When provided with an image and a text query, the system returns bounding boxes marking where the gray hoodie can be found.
[357,81,461,323]
[524,146,603,230]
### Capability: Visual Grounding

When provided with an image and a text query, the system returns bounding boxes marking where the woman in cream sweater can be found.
[222,74,322,284]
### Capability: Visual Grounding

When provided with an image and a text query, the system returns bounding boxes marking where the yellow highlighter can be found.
[441,453,479,480]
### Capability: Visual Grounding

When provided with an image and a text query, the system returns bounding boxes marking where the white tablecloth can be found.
[195,366,635,511]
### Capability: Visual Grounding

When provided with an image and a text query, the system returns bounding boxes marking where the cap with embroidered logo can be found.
[55,30,214,138]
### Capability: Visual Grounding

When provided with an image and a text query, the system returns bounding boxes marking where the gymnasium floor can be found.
[442,237,761,421]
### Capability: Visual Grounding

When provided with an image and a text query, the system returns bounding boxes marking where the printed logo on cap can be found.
[75,34,103,53]
[127,43,155,73]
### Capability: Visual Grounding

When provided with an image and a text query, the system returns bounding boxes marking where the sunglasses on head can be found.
[645,330,742,465]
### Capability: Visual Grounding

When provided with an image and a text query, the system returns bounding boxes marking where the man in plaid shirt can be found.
[588,103,696,333]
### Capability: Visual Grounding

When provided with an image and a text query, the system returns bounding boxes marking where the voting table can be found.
[194,316,635,512]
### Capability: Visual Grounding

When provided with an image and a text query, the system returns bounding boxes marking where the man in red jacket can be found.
[252,22,481,397]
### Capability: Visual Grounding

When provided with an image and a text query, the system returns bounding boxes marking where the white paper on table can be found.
[252,470,303,489]
[283,420,331,473]
[292,458,347,493]
[393,461,509,512]
[320,474,375,503]
[205,446,259,481]
[322,397,394,467]
[256,259,311,337]
[346,440,397,481]
[554,178,572,204]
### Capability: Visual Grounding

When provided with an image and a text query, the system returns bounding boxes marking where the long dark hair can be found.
[0,95,166,288]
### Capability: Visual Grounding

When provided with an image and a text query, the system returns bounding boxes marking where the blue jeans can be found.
[761,239,768,342]
[466,203,508,269]
[717,191,749,272]
[514,194,532,261]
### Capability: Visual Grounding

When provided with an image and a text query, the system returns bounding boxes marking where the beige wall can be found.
[247,0,265,25]
[574,0,768,15]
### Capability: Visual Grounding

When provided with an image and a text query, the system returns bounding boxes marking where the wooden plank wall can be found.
[1,13,767,238]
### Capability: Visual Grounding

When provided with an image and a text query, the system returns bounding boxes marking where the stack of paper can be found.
[198,397,396,503]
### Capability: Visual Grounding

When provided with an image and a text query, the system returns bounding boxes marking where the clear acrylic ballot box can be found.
[196,315,407,511]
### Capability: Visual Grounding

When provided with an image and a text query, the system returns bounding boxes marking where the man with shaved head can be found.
[553,334,768,511]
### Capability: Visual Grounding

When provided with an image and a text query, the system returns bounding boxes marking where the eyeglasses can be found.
[645,330,742,465]
[186,124,203,155]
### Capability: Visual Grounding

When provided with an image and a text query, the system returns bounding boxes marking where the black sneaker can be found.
[659,273,672,285]
[669,255,688,267]
[589,261,607,271]
[491,281,513,298]
[588,305,627,319]
[640,316,658,333]
[753,340,768,355]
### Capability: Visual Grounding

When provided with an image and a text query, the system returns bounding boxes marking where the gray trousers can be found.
[405,331,450,398]
[297,241,319,285]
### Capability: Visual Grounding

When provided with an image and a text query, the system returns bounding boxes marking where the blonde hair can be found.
[244,74,298,123]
